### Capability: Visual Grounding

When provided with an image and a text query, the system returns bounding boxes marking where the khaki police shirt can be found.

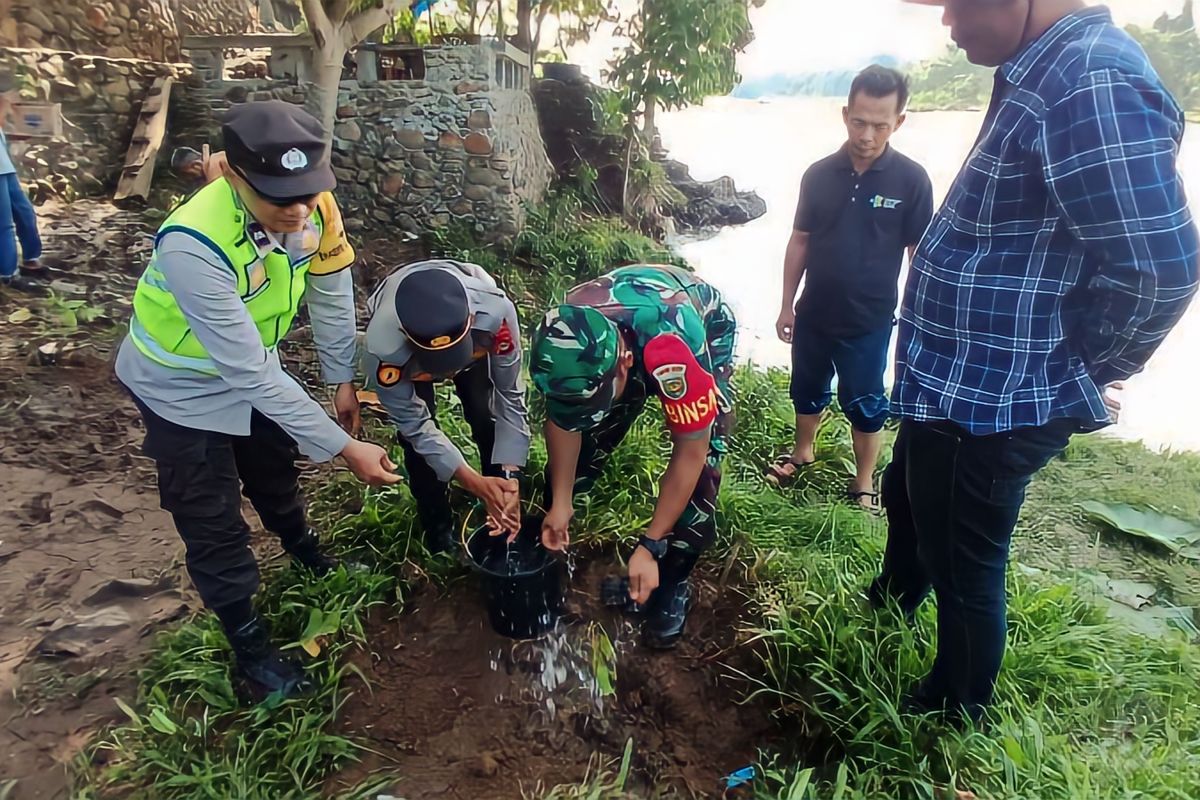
[364,260,530,482]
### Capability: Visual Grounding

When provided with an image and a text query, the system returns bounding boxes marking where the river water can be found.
[657,96,1200,453]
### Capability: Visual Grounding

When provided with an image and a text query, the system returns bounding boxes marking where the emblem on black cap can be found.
[280,148,309,171]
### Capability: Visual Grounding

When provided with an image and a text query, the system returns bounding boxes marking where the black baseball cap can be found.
[222,101,335,199]
[395,269,476,376]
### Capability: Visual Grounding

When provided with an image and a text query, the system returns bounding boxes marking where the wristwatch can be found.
[636,534,669,561]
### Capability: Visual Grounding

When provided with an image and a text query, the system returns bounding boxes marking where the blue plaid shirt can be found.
[893,7,1199,434]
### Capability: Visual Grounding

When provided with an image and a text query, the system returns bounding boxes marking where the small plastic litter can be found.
[724,765,756,790]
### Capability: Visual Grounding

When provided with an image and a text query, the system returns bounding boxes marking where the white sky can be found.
[561,0,1193,80]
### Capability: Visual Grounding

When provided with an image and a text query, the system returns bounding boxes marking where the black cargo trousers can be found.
[129,395,310,612]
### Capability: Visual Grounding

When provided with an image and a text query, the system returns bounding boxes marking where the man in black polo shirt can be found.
[769,65,933,508]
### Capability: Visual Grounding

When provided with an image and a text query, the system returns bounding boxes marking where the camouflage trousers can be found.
[544,377,734,555]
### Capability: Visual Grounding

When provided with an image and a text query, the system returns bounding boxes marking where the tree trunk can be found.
[531,3,551,70]
[496,0,505,40]
[642,97,657,140]
[312,45,347,153]
[515,0,532,49]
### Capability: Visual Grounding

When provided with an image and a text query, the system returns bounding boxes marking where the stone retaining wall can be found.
[1,47,187,198]
[174,43,551,242]
[0,38,551,240]
[2,0,182,61]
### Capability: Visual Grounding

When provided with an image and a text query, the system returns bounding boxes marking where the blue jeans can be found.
[0,172,43,278]
[870,418,1074,719]
[789,321,892,433]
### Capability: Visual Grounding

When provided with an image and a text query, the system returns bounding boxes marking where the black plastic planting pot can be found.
[465,515,564,640]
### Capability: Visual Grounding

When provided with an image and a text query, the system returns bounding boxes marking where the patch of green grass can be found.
[534,738,635,799]
[79,195,1200,800]
[79,557,400,799]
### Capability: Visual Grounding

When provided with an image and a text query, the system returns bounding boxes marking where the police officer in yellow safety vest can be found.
[114,101,400,701]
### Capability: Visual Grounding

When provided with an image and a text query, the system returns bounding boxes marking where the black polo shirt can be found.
[793,144,933,338]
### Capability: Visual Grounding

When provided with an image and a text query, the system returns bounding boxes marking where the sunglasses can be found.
[259,190,320,208]
[233,166,319,207]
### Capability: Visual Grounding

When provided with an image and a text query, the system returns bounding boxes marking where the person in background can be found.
[116,101,401,701]
[363,259,527,555]
[878,0,1199,723]
[530,265,737,649]
[0,70,45,292]
[170,145,226,190]
[769,65,933,509]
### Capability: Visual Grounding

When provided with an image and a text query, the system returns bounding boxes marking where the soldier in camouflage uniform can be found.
[530,264,737,648]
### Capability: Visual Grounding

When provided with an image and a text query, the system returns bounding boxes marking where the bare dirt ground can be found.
[0,200,198,799]
[0,204,430,798]
[327,555,786,799]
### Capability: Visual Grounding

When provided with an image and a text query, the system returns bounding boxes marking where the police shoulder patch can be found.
[376,363,403,387]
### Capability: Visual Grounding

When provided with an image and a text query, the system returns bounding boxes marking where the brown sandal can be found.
[765,454,815,487]
[847,489,882,514]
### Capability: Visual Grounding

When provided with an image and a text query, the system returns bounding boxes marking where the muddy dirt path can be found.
[328,556,785,799]
[0,201,198,799]
[0,205,425,798]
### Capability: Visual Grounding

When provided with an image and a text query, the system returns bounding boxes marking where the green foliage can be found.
[379,9,432,44]
[910,5,1200,112]
[588,87,633,138]
[1128,2,1200,111]
[526,0,618,57]
[625,156,686,221]
[907,45,993,112]
[427,189,682,328]
[82,563,398,799]
[605,0,756,129]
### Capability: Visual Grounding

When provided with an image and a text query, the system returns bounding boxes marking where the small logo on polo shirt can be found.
[280,148,308,171]
[870,195,902,210]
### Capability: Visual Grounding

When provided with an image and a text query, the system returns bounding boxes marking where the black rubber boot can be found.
[642,549,699,650]
[283,530,337,576]
[227,616,310,703]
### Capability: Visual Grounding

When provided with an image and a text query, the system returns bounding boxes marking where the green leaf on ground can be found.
[295,607,342,657]
[7,308,32,324]
[1080,501,1200,559]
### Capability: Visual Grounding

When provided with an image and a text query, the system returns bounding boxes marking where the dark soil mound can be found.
[327,555,783,798]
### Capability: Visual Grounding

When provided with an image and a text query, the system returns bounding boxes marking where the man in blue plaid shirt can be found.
[880,0,1199,723]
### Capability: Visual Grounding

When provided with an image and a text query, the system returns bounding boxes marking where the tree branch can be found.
[330,0,351,25]
[301,0,331,38]
[345,2,400,46]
